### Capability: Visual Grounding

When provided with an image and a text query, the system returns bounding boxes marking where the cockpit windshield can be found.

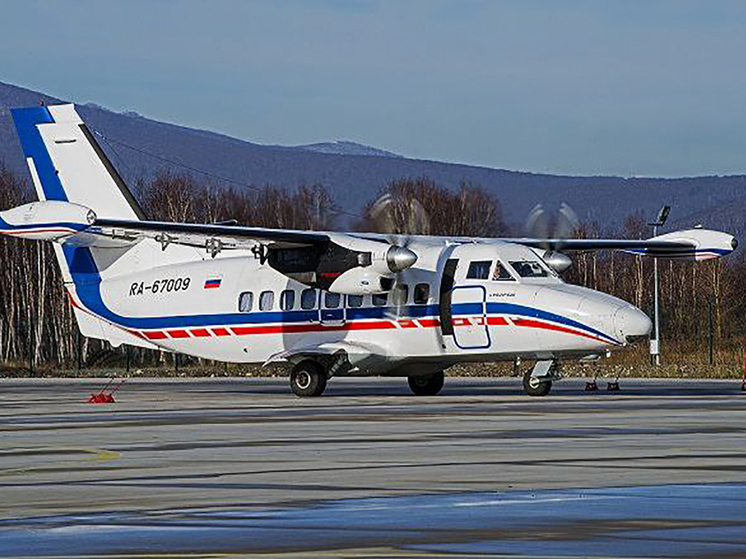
[509,259,549,278]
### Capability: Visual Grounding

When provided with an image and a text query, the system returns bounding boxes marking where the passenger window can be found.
[466,260,491,280]
[325,292,341,308]
[280,290,295,310]
[301,288,317,310]
[238,291,253,313]
[414,283,430,304]
[391,284,408,306]
[372,293,388,306]
[347,295,363,307]
[492,260,514,281]
[259,290,274,311]
[509,260,549,278]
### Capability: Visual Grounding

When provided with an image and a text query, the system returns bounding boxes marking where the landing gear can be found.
[408,371,445,396]
[523,371,552,397]
[522,359,560,397]
[290,360,327,397]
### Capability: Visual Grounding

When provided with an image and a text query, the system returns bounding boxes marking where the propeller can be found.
[369,193,430,317]
[524,202,579,251]
[524,203,578,273]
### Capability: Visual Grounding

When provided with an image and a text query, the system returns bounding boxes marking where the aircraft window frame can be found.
[509,259,550,278]
[347,294,363,308]
[414,283,430,304]
[466,260,492,280]
[372,293,388,307]
[324,292,341,308]
[259,290,275,311]
[492,260,515,281]
[280,289,295,311]
[300,288,318,310]
[238,291,254,313]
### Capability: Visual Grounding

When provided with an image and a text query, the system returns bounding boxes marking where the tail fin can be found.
[9,105,160,350]
[10,104,145,220]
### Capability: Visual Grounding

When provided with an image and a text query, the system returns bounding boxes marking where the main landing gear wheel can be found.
[290,360,327,397]
[523,371,552,397]
[408,371,445,396]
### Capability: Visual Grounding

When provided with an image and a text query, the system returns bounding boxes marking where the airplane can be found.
[0,104,738,397]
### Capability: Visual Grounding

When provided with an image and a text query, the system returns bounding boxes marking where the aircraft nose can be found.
[614,305,652,344]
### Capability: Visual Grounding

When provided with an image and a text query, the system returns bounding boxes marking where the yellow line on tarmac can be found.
[0,446,120,476]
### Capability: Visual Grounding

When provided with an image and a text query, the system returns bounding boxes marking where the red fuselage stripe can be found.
[512,318,606,343]
[129,315,609,345]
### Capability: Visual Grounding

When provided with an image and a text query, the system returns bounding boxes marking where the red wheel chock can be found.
[88,377,126,404]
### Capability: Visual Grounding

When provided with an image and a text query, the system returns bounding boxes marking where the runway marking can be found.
[0,446,120,476]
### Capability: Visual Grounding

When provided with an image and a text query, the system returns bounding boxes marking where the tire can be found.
[523,371,552,397]
[290,360,327,397]
[408,371,445,396]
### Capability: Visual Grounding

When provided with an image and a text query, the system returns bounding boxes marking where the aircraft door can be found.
[320,291,345,326]
[439,258,458,336]
[451,285,490,349]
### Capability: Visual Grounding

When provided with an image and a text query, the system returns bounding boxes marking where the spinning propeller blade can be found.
[524,202,579,251]
[369,193,429,318]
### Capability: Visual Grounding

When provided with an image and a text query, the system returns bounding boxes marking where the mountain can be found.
[1,80,745,236]
[292,140,402,158]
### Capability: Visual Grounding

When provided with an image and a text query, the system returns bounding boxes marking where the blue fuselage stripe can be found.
[485,302,618,344]
[63,244,617,344]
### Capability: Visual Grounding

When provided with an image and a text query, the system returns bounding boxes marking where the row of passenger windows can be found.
[238,283,431,313]
[466,259,549,280]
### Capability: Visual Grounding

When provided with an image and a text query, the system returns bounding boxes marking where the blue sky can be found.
[2,0,745,177]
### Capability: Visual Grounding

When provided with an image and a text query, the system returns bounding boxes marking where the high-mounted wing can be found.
[93,217,330,251]
[503,228,738,260]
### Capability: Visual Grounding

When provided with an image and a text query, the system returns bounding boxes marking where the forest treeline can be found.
[0,161,744,371]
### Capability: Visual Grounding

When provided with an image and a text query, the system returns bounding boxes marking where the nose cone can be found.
[614,305,652,344]
[386,245,418,272]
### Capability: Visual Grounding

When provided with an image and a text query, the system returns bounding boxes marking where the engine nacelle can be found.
[0,201,96,241]
[542,251,572,273]
[268,233,417,293]
[327,267,394,295]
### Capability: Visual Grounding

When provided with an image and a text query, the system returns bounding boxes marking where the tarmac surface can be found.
[1,376,746,557]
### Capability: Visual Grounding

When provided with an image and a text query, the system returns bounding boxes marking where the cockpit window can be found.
[492,260,514,281]
[509,260,549,278]
[466,260,491,280]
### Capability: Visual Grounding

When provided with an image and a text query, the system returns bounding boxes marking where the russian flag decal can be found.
[204,276,222,289]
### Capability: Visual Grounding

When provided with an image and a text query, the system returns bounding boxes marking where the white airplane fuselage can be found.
[67,237,651,375]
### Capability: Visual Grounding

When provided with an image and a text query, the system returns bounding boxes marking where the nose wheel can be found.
[523,371,552,396]
[522,360,559,397]
[290,360,327,397]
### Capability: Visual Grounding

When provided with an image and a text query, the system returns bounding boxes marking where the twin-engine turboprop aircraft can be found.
[1,105,738,396]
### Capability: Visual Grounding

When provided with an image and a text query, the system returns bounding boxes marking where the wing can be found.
[502,228,738,260]
[502,237,694,253]
[92,217,331,250]
[89,219,737,261]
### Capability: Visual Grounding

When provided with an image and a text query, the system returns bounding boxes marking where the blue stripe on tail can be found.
[10,107,68,201]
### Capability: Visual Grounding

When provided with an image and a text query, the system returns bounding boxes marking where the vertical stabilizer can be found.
[10,104,145,220]
[9,104,157,348]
